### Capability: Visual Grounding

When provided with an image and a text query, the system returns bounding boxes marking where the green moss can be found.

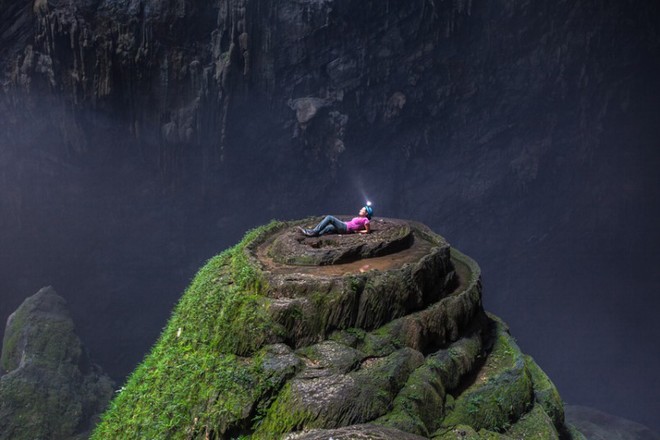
[0,308,26,372]
[524,355,565,429]
[1,368,82,438]
[347,348,425,423]
[0,289,114,440]
[376,327,483,436]
[505,403,559,439]
[255,348,423,436]
[441,320,533,432]
[92,222,285,439]
[356,324,401,357]
[376,363,443,436]
[566,424,587,440]
[252,383,314,437]
[1,294,81,373]
[329,327,367,347]
[432,425,510,439]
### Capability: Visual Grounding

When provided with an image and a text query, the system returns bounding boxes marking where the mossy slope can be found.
[92,220,582,439]
[93,223,286,439]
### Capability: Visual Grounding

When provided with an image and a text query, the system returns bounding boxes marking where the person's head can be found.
[360,205,373,219]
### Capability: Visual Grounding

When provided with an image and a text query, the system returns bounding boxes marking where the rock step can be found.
[255,318,488,437]
[92,220,577,439]
[248,221,465,348]
[438,317,569,439]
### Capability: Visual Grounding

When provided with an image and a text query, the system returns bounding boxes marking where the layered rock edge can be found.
[92,220,584,439]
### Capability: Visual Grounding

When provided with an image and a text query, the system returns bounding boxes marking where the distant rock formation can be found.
[565,405,660,440]
[0,287,114,440]
[92,220,585,439]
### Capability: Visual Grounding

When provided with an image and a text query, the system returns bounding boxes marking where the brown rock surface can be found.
[247,219,459,346]
[268,217,414,266]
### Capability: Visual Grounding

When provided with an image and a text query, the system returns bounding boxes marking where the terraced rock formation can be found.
[93,219,585,439]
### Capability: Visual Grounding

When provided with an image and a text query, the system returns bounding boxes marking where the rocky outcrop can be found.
[565,406,660,440]
[0,286,114,440]
[92,220,583,439]
[268,218,414,266]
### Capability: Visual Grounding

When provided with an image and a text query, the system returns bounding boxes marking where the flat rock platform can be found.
[267,217,415,266]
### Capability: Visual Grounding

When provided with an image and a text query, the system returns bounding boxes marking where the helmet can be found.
[363,205,373,219]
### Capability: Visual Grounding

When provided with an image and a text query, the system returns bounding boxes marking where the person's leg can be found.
[313,215,345,233]
[312,215,334,233]
[318,216,348,236]
[319,224,337,235]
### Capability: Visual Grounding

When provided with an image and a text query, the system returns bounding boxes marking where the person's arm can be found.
[359,222,370,234]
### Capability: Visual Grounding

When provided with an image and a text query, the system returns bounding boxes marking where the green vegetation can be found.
[0,306,27,372]
[90,220,578,439]
[1,293,80,373]
[92,222,285,439]
[0,288,114,440]
[255,348,424,436]
[441,320,533,432]
[376,329,482,436]
[524,354,565,428]
[251,382,315,436]
[505,403,559,439]
[432,425,509,439]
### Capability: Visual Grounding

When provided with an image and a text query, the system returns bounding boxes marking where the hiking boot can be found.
[298,227,317,237]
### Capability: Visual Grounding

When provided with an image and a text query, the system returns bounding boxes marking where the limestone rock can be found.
[284,423,428,440]
[0,287,114,440]
[289,97,332,125]
[92,219,584,439]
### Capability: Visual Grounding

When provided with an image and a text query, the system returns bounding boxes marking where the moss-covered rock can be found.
[376,323,484,436]
[257,221,457,345]
[93,223,285,439]
[284,423,429,439]
[505,402,560,439]
[255,347,424,436]
[432,425,511,440]
[92,219,581,439]
[0,287,114,440]
[441,319,534,431]
[525,354,565,430]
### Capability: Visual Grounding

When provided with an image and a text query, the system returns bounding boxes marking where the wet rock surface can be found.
[283,424,428,440]
[268,217,414,266]
[251,220,459,345]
